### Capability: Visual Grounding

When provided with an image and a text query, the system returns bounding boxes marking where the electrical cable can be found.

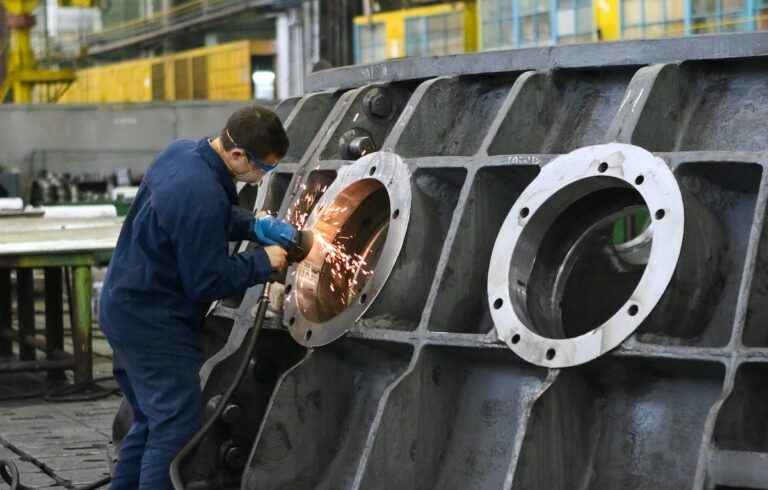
[1,277,268,489]
[0,459,110,490]
[0,378,118,487]
[169,285,272,490]
[0,459,24,490]
[0,266,116,487]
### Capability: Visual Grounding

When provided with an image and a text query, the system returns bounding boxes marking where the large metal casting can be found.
[118,33,768,490]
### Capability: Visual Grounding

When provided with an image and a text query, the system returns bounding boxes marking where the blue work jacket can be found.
[99,138,272,354]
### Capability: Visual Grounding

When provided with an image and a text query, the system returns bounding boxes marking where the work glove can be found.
[252,215,298,249]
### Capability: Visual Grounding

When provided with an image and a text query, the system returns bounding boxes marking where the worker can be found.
[99,105,289,490]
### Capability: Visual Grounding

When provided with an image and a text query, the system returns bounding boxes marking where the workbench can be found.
[0,215,123,383]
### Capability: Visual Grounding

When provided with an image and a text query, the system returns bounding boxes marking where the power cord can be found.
[0,459,24,490]
[0,459,110,490]
[169,284,272,489]
[0,379,119,487]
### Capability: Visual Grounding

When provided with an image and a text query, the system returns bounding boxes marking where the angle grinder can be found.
[253,214,314,267]
[286,229,314,264]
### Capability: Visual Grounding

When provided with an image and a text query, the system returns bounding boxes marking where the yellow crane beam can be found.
[0,0,79,103]
[59,0,98,5]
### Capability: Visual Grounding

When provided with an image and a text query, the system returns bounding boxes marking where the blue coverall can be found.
[100,138,272,489]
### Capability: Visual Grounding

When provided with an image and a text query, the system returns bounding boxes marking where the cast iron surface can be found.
[137,35,768,489]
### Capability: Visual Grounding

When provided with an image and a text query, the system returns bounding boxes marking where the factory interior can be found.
[1,0,768,489]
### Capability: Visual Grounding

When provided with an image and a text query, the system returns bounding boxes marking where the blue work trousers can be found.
[109,338,202,490]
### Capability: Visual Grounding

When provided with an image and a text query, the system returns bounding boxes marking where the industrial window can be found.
[481,0,592,49]
[354,22,386,64]
[758,0,768,29]
[151,62,165,101]
[174,59,191,100]
[621,0,687,38]
[622,0,761,37]
[405,12,465,57]
[192,56,208,100]
[518,0,552,46]
[690,0,750,33]
[481,0,516,49]
[557,0,595,44]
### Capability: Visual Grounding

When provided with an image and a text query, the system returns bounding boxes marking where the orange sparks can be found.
[286,182,329,229]
[314,233,373,305]
[287,180,373,307]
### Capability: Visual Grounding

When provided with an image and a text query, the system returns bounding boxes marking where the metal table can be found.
[0,215,122,383]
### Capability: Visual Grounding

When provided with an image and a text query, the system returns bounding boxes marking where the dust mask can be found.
[233,167,265,183]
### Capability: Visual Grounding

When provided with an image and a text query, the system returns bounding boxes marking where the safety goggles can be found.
[225,129,277,172]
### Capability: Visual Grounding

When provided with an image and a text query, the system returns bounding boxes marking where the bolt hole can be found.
[635,175,644,185]
[493,298,503,310]
[511,334,521,344]
[393,209,400,219]
[369,167,377,176]
[360,293,368,305]
[284,284,292,295]
[289,317,296,326]
[655,209,666,220]
[628,304,639,316]
[546,348,556,360]
[305,330,312,341]
[598,162,608,173]
[520,207,530,218]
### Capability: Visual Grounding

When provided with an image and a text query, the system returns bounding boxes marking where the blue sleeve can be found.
[158,180,272,302]
[229,205,256,241]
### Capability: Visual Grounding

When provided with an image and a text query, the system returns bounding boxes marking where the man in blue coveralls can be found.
[100,105,289,489]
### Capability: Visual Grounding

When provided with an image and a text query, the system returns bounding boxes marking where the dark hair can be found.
[221,105,289,159]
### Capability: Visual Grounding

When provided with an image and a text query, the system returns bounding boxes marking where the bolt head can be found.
[220,442,246,470]
[349,136,375,158]
[221,403,243,425]
[338,128,376,160]
[364,88,393,119]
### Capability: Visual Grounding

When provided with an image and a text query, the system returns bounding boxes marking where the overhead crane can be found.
[0,0,96,103]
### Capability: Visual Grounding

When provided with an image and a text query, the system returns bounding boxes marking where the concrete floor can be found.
[0,395,120,488]
[0,310,121,488]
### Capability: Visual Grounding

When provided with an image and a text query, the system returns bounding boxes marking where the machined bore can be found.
[284,152,412,347]
[488,143,723,367]
[296,179,390,323]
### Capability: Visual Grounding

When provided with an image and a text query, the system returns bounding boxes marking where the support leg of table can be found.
[0,269,12,357]
[16,269,35,361]
[70,265,93,383]
[44,267,65,381]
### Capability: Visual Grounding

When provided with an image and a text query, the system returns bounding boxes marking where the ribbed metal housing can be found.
[167,33,768,490]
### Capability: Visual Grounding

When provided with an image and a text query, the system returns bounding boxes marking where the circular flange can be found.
[283,152,412,347]
[487,143,684,368]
